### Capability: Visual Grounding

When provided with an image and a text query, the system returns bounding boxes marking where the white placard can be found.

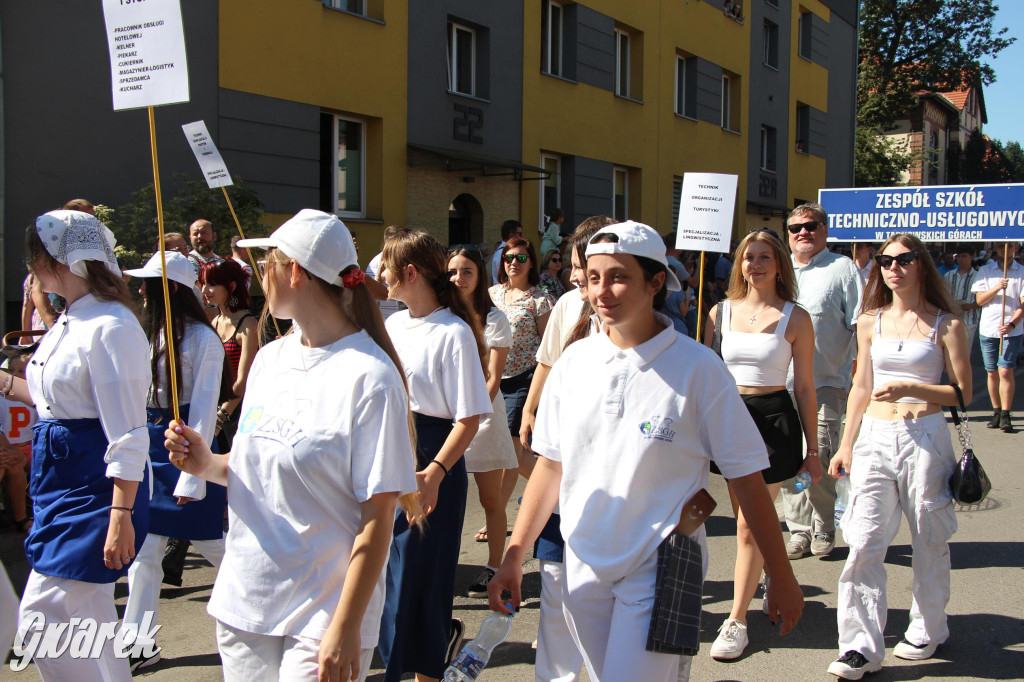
[675,173,738,254]
[102,0,190,110]
[182,121,233,188]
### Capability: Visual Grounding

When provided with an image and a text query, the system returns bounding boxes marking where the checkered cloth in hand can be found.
[646,532,703,655]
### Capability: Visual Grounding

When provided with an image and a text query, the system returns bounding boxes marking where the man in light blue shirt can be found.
[782,203,863,559]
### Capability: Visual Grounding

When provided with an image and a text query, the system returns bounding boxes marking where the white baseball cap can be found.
[585,220,682,291]
[236,209,356,286]
[124,251,197,289]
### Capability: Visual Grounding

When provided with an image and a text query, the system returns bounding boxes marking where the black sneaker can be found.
[467,567,496,598]
[1001,411,1015,433]
[445,618,464,667]
[161,538,190,587]
[987,409,1002,428]
[128,646,162,673]
[827,650,881,679]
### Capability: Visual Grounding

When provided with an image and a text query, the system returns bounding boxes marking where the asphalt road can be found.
[2,354,1022,681]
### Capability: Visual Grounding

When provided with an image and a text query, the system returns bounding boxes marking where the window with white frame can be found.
[615,29,630,97]
[541,154,561,228]
[763,19,779,68]
[760,125,777,172]
[613,166,628,222]
[327,0,365,15]
[335,115,365,217]
[447,21,476,96]
[798,12,813,59]
[721,74,731,129]
[543,1,564,77]
[675,55,696,118]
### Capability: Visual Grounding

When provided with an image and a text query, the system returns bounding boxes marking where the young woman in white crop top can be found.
[826,234,970,679]
[704,229,820,661]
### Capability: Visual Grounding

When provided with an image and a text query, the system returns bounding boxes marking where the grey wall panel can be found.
[809,106,828,158]
[746,0,790,208]
[562,3,579,81]
[219,89,320,132]
[572,156,613,222]
[243,182,320,213]
[819,0,858,26]
[695,58,723,125]
[810,14,830,68]
[407,1,523,161]
[574,5,614,92]
[824,15,856,187]
[0,0,220,306]
[218,119,320,162]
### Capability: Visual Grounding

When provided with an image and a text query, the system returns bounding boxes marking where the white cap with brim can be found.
[585,220,682,291]
[236,209,357,286]
[124,251,197,289]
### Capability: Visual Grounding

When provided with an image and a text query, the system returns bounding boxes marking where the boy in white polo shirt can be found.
[489,221,804,681]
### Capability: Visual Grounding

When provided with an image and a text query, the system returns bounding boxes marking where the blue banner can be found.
[818,183,1024,242]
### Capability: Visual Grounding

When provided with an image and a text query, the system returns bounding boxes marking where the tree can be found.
[998,140,1024,182]
[107,174,269,268]
[960,129,1013,184]
[858,0,1014,130]
[854,125,914,187]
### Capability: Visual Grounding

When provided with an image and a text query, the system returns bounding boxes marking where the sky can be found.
[979,2,1024,145]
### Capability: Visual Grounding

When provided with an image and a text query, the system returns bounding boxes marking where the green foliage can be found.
[858,0,1014,130]
[994,140,1024,182]
[106,174,270,264]
[960,130,1014,183]
[854,125,914,187]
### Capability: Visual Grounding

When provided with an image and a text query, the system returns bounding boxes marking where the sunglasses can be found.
[874,251,920,269]
[787,221,821,234]
[551,257,562,262]
[504,254,529,264]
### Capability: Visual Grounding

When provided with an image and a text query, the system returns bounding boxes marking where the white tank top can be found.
[720,300,796,387]
[871,310,945,403]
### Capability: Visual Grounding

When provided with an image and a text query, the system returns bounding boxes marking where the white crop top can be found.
[871,310,945,403]
[720,300,795,387]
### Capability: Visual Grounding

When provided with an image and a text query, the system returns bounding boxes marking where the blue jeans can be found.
[979,334,1022,371]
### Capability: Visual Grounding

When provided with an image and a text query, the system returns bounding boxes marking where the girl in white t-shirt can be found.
[447,247,517,598]
[165,210,418,682]
[377,229,492,682]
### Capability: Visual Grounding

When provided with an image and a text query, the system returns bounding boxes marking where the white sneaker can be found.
[709,619,748,660]
[894,639,939,660]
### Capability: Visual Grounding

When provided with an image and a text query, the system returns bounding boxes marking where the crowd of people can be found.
[0,198,1019,682]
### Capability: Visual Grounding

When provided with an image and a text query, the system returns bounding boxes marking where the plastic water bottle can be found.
[793,471,812,492]
[834,471,851,530]
[444,605,515,681]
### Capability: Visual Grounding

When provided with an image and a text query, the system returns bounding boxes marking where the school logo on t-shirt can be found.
[639,416,676,443]
[239,406,263,434]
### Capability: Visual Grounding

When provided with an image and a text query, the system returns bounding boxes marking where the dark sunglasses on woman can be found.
[504,254,529,264]
[874,251,919,269]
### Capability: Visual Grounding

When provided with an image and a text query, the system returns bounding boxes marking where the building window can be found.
[721,74,731,129]
[675,54,696,118]
[541,154,561,228]
[447,21,476,96]
[613,166,628,222]
[542,1,564,77]
[615,29,631,98]
[929,131,941,181]
[795,104,809,154]
[335,115,365,217]
[326,0,365,14]
[762,20,779,69]
[798,12,813,60]
[672,175,683,231]
[760,125,777,172]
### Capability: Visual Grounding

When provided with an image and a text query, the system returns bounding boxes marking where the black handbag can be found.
[710,302,724,358]
[948,384,992,505]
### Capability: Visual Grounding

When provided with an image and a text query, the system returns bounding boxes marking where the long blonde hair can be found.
[725,229,798,303]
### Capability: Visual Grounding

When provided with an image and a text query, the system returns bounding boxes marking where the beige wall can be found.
[406,167,522,248]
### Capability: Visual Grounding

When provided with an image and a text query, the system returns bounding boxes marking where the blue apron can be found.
[146,405,227,541]
[26,418,150,583]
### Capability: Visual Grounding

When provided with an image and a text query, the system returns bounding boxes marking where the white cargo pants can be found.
[837,413,958,664]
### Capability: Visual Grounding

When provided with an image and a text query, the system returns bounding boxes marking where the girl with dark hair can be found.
[489,237,555,485]
[489,221,803,681]
[377,229,492,682]
[199,258,257,451]
[826,233,970,680]
[447,247,517,598]
[8,210,150,679]
[165,209,418,682]
[121,252,229,670]
[702,229,820,661]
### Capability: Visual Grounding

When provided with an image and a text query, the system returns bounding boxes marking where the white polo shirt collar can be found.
[592,312,677,369]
